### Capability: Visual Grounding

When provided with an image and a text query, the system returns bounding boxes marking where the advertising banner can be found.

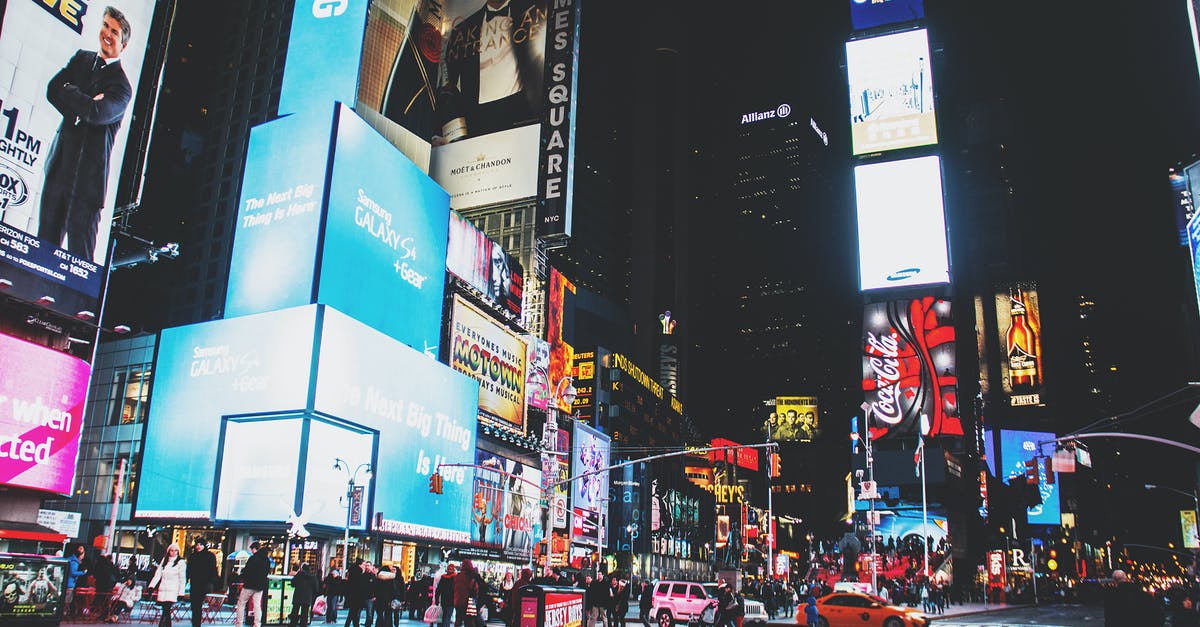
[542,592,584,627]
[846,29,937,155]
[1182,510,1200,549]
[0,555,66,623]
[571,422,609,513]
[547,267,576,413]
[278,0,371,117]
[537,0,582,239]
[447,211,524,318]
[710,438,759,471]
[994,284,1045,407]
[849,0,925,31]
[0,2,157,278]
[855,155,949,291]
[766,396,819,442]
[450,296,528,429]
[526,336,551,411]
[986,550,1006,589]
[862,296,961,438]
[571,507,600,543]
[997,430,1060,525]
[474,450,541,560]
[1171,167,1195,247]
[1191,212,1200,326]
[0,334,90,496]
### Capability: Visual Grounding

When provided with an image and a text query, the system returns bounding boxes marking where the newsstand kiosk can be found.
[518,585,586,627]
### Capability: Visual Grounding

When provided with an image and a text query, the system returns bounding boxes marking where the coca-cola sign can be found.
[862,297,961,438]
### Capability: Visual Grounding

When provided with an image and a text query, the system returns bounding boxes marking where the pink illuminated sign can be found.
[0,334,90,495]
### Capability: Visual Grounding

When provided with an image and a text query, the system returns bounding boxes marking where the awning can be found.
[0,520,68,543]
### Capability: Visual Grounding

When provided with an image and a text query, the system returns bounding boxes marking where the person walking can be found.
[290,563,321,627]
[148,543,188,627]
[323,566,345,623]
[453,561,479,627]
[372,566,399,627]
[803,596,819,627]
[235,542,271,627]
[186,538,219,627]
[343,559,371,627]
[638,581,653,627]
[435,564,457,627]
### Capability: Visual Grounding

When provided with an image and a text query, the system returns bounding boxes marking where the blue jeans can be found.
[325,595,340,622]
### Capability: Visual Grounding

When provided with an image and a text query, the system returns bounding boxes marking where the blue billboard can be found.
[313,307,479,542]
[997,429,1060,525]
[318,105,450,353]
[137,307,319,518]
[571,423,611,513]
[225,113,330,317]
[1188,212,1200,317]
[850,0,925,31]
[278,0,370,117]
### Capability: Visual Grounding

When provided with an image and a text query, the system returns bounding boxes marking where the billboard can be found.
[996,429,1060,525]
[0,334,90,496]
[449,296,528,430]
[474,449,542,560]
[447,211,524,318]
[862,296,961,438]
[0,555,66,623]
[854,155,949,291]
[765,396,820,442]
[846,29,937,155]
[571,422,609,513]
[525,336,551,411]
[994,284,1045,407]
[1170,167,1196,247]
[547,267,576,413]
[710,438,760,472]
[849,0,925,31]
[1191,212,1200,327]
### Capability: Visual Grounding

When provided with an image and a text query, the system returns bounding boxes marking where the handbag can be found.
[390,599,403,611]
[478,603,488,622]
[424,604,443,624]
[465,597,478,617]
[312,595,327,616]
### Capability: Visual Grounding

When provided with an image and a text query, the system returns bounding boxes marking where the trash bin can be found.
[517,585,585,627]
[0,553,69,627]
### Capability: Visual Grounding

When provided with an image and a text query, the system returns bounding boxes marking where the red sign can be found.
[519,597,540,627]
[543,593,584,627]
[987,550,1006,588]
[709,438,759,471]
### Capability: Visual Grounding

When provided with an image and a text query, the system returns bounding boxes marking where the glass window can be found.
[670,583,688,597]
[688,585,705,599]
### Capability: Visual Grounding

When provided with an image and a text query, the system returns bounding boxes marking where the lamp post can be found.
[766,413,775,581]
[333,458,372,572]
[919,414,930,579]
[1145,484,1200,554]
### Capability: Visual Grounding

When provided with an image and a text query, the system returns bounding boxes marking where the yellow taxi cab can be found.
[797,592,930,627]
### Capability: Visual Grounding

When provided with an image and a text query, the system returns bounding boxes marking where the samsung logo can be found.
[886,268,921,281]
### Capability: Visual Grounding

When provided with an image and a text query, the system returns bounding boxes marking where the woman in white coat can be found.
[149,543,188,627]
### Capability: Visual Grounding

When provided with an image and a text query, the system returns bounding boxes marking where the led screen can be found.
[1189,210,1200,325]
[215,418,304,522]
[994,284,1045,407]
[862,296,961,438]
[320,105,449,353]
[525,337,551,411]
[224,112,329,317]
[0,334,90,495]
[846,29,937,155]
[449,296,528,430]
[710,438,759,472]
[278,0,371,117]
[473,449,542,561]
[849,0,925,31]
[997,429,1060,525]
[447,211,524,318]
[313,307,479,541]
[0,555,67,622]
[0,1,158,275]
[571,423,610,513]
[136,307,318,518]
[301,419,377,529]
[765,396,820,442]
[1171,168,1195,247]
[855,155,949,291]
[547,268,577,413]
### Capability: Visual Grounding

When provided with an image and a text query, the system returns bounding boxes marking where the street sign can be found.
[858,480,878,500]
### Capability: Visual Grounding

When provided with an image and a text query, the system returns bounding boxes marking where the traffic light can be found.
[770,453,782,478]
[1024,459,1039,485]
[429,472,443,494]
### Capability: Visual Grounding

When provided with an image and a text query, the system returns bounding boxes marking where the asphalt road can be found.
[925,604,1103,626]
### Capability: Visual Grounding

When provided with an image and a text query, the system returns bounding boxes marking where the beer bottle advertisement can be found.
[995,284,1045,406]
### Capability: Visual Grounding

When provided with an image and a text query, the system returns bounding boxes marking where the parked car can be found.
[652,581,712,627]
[800,592,929,627]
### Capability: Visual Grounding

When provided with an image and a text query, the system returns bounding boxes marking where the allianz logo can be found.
[740,103,792,124]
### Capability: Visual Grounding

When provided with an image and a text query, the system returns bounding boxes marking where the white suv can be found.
[651,581,715,627]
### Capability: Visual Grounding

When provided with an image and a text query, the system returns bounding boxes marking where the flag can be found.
[914,434,924,477]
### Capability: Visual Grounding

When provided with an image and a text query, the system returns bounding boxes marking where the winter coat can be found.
[241,551,271,591]
[291,569,321,605]
[374,570,399,604]
[150,557,188,602]
[453,571,478,608]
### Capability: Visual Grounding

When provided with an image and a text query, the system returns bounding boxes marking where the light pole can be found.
[919,414,930,579]
[855,405,879,592]
[1145,484,1200,552]
[766,414,775,581]
[333,458,372,572]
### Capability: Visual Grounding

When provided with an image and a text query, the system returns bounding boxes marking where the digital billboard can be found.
[1170,167,1195,247]
[473,449,542,561]
[710,438,760,472]
[855,155,949,291]
[994,284,1045,407]
[278,0,371,117]
[862,296,961,438]
[0,555,67,623]
[314,307,480,542]
[1190,212,1200,325]
[765,396,820,442]
[547,267,577,413]
[447,211,524,318]
[449,296,528,430]
[849,0,925,31]
[996,429,1060,525]
[846,29,937,155]
[526,336,552,411]
[320,104,450,354]
[137,307,318,518]
[0,2,158,316]
[0,334,90,495]
[572,422,610,513]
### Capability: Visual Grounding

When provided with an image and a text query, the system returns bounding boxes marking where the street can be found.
[921,604,1103,626]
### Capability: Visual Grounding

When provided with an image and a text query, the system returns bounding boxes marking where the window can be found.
[670,583,688,597]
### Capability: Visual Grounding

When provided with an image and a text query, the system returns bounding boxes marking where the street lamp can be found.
[919,414,930,579]
[1145,484,1200,550]
[333,458,372,571]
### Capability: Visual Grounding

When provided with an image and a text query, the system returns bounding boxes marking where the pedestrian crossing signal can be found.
[429,472,443,494]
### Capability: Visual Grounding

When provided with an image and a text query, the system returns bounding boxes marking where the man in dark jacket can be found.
[638,581,653,627]
[323,567,344,623]
[344,559,371,627]
[1104,569,1162,626]
[586,575,611,627]
[290,563,321,627]
[436,564,457,627]
[237,542,271,627]
[187,538,219,627]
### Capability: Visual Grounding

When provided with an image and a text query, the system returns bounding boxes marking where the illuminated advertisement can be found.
[846,29,937,155]
[542,592,584,627]
[849,0,925,31]
[137,307,318,518]
[571,423,609,513]
[862,296,961,438]
[278,0,371,117]
[450,296,528,430]
[710,438,759,472]
[1188,213,1200,327]
[996,429,1060,525]
[474,450,542,560]
[447,211,524,318]
[855,156,949,291]
[1171,167,1196,247]
[525,337,551,411]
[571,507,601,543]
[765,396,820,442]
[570,351,595,424]
[0,555,66,622]
[320,104,450,353]
[994,284,1045,407]
[547,268,577,413]
[0,334,90,496]
[0,2,158,293]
